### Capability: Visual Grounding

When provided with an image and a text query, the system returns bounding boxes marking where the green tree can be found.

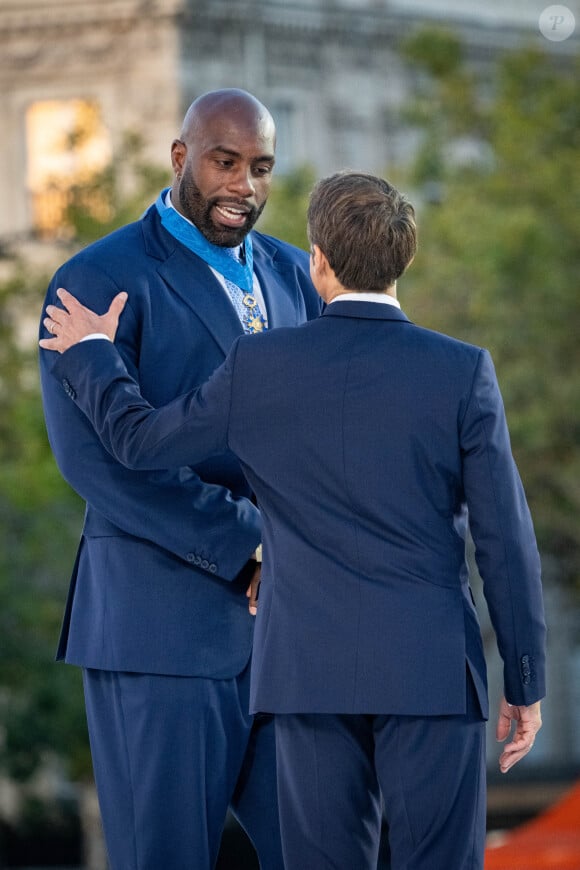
[0,263,94,861]
[399,31,580,591]
[259,165,316,250]
[0,265,85,770]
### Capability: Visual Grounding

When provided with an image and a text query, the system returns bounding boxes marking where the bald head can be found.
[181,89,276,147]
[170,89,277,247]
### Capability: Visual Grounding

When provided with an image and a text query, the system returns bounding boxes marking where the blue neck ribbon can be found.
[155,189,254,292]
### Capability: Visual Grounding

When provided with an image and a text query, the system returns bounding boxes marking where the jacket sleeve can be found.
[40,267,260,581]
[50,337,237,473]
[460,348,546,706]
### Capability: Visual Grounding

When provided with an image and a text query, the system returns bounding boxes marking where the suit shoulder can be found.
[55,220,144,266]
[236,318,319,360]
[50,216,149,285]
[410,322,484,358]
[397,322,493,389]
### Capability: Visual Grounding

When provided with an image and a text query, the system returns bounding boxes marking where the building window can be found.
[26,99,112,238]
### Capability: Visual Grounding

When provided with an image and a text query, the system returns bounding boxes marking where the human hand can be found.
[246,563,261,616]
[39,287,128,353]
[496,696,542,773]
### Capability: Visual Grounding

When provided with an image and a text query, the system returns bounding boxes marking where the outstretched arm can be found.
[40,280,260,580]
[41,288,239,473]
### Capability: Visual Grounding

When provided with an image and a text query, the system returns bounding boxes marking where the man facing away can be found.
[38,88,320,869]
[41,171,546,870]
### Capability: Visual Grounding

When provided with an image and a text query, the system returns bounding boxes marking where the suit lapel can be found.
[141,209,303,346]
[142,207,243,356]
[252,234,302,330]
[158,248,243,356]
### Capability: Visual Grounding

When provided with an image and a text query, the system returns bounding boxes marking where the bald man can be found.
[39,89,321,869]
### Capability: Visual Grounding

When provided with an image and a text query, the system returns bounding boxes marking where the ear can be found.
[171,139,186,177]
[310,244,328,275]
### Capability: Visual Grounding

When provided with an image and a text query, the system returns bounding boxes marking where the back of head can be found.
[307,172,417,292]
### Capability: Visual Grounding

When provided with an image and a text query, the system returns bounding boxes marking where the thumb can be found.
[109,291,128,319]
[103,292,128,341]
[496,697,514,742]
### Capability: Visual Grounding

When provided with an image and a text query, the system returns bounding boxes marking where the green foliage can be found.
[259,165,316,250]
[404,26,464,78]
[402,27,484,160]
[0,264,90,782]
[399,35,580,590]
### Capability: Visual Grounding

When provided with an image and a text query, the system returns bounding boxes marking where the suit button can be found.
[209,563,217,573]
[523,676,531,685]
[521,655,530,664]
[193,556,202,567]
[201,559,209,570]
[185,553,195,563]
[62,378,76,399]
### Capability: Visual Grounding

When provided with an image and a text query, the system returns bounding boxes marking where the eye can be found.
[253,164,273,177]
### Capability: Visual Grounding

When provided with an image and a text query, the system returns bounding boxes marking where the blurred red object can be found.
[485,781,580,869]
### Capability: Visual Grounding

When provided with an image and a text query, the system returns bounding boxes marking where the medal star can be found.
[249,317,265,332]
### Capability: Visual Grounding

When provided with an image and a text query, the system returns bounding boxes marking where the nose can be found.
[228,165,255,198]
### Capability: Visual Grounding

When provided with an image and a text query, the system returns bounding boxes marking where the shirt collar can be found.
[328,292,400,308]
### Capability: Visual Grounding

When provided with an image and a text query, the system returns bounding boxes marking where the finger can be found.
[504,725,538,750]
[500,748,525,772]
[56,287,85,313]
[499,746,533,773]
[43,316,58,334]
[503,736,532,755]
[496,711,513,742]
[499,735,536,772]
[248,582,260,617]
[39,337,61,351]
[45,305,68,325]
[496,715,512,742]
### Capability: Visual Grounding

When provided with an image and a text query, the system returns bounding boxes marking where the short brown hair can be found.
[307,172,417,292]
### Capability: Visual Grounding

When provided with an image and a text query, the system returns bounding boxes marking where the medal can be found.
[242,294,267,333]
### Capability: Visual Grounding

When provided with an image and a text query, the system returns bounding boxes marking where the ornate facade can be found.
[1,0,576,239]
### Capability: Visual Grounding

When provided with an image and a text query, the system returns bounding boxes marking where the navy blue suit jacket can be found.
[51,300,546,716]
[40,204,321,677]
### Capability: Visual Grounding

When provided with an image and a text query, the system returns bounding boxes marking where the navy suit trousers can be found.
[83,665,283,870]
[275,675,486,870]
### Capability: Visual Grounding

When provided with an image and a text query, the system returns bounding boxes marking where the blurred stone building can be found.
[0,0,578,782]
[1,0,578,240]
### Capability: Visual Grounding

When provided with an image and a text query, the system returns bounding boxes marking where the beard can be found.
[178,166,265,247]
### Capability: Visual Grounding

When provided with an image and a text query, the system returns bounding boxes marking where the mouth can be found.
[213,203,251,229]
